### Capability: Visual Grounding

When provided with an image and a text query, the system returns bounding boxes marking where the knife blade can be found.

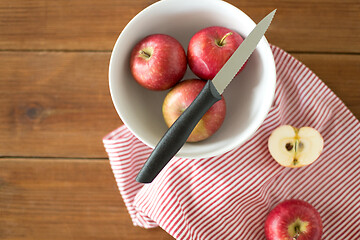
[136,9,276,183]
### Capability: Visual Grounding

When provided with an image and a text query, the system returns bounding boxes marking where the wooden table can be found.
[0,0,359,239]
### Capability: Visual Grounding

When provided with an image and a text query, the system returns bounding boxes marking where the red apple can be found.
[187,26,246,80]
[130,34,187,91]
[162,79,226,142]
[265,199,323,240]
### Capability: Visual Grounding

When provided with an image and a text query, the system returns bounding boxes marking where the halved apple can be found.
[268,125,324,168]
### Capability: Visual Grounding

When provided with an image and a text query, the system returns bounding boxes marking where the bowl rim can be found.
[108,0,277,159]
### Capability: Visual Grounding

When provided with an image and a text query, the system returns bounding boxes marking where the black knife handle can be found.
[136,80,222,183]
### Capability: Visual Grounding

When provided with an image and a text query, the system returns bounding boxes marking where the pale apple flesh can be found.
[162,79,226,142]
[265,199,323,240]
[268,125,324,168]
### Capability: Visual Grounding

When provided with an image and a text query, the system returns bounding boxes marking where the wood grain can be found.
[0,158,174,240]
[0,52,121,158]
[292,53,360,116]
[0,0,359,53]
[0,52,359,158]
[0,1,359,239]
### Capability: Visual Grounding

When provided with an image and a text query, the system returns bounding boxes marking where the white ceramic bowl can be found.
[109,0,276,159]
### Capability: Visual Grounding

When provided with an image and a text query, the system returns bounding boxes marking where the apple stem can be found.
[292,225,300,240]
[294,139,299,153]
[218,32,233,46]
[139,50,151,58]
[292,139,300,166]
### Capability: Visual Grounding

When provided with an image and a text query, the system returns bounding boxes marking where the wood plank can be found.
[0,52,121,158]
[0,52,359,158]
[0,0,359,53]
[292,53,360,116]
[0,158,174,240]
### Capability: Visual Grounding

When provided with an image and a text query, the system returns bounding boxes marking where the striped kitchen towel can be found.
[103,45,360,240]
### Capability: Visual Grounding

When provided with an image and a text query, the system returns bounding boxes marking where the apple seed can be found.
[285,143,293,151]
[298,141,304,150]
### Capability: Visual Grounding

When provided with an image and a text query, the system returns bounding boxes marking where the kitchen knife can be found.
[136,9,276,183]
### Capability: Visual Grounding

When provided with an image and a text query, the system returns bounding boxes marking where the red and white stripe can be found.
[103,45,360,240]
